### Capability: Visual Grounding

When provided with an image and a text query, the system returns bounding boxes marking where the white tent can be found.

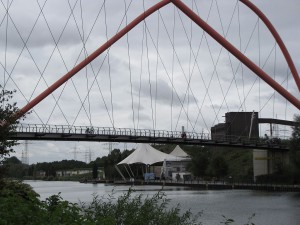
[169,145,190,158]
[161,145,191,180]
[117,144,181,165]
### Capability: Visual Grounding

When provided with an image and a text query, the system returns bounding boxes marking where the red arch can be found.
[12,0,300,122]
[171,0,300,110]
[13,0,172,121]
[240,0,300,91]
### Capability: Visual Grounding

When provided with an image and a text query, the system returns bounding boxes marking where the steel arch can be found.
[240,0,300,91]
[11,0,300,123]
[171,0,300,109]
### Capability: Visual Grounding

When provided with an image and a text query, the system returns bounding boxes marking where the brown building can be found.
[211,112,259,141]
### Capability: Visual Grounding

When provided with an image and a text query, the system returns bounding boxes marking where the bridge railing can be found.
[16,124,212,139]
[15,124,288,147]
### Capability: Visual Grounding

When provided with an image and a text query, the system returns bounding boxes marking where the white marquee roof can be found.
[169,145,190,158]
[117,144,182,165]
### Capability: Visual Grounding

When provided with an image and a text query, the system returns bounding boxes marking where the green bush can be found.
[0,180,200,225]
[81,190,200,225]
[0,180,43,225]
[41,194,84,225]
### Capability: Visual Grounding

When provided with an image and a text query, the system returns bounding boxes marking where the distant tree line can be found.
[3,146,246,181]
[2,148,134,180]
[4,132,300,183]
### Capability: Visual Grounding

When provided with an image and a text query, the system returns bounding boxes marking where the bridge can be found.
[1,0,299,163]
[11,124,288,151]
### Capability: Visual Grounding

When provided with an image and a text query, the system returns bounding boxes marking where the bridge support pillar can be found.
[253,149,289,181]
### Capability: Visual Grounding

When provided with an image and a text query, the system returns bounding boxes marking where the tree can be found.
[3,156,22,165]
[210,156,228,178]
[3,159,28,179]
[92,162,98,179]
[190,151,210,177]
[0,87,26,159]
[0,87,28,180]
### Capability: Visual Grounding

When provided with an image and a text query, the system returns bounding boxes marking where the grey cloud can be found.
[2,0,299,163]
[132,78,198,107]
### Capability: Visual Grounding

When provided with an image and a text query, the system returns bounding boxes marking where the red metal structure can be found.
[240,0,300,92]
[171,0,300,110]
[11,0,300,123]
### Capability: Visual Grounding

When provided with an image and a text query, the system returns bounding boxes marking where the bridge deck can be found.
[11,124,289,151]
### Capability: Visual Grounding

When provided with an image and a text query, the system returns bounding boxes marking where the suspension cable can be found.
[70,0,114,126]
[3,0,9,91]
[104,0,115,128]
[0,0,13,26]
[72,0,134,127]
[273,44,277,120]
[154,9,160,131]
[1,0,53,124]
[80,0,92,126]
[237,0,246,111]
[211,19,260,127]
[143,0,155,131]
[144,20,201,132]
[123,0,135,130]
[215,0,242,111]
[137,18,145,130]
[171,5,176,131]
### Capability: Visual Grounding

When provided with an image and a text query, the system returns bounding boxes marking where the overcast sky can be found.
[1,0,299,164]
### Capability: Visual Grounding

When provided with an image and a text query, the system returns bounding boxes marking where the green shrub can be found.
[41,194,84,225]
[81,189,200,225]
[0,180,201,225]
[0,180,43,225]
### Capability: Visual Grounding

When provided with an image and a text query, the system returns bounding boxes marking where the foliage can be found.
[92,162,98,179]
[5,144,255,182]
[186,145,252,180]
[221,149,253,179]
[22,149,132,180]
[220,215,235,225]
[41,194,84,225]
[21,159,92,179]
[2,156,28,179]
[32,159,87,175]
[0,179,201,225]
[82,189,200,225]
[102,149,133,179]
[207,155,228,178]
[0,88,24,159]
[220,213,255,225]
[0,180,43,225]
[0,87,29,181]
[3,156,22,164]
[189,150,210,177]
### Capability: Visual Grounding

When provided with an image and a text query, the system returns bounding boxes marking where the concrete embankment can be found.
[85,180,300,192]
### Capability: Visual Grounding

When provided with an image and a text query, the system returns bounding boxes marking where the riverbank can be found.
[82,179,300,192]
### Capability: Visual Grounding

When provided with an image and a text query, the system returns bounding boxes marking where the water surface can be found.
[26,180,300,225]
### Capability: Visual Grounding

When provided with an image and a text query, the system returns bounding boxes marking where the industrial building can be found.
[211,111,259,141]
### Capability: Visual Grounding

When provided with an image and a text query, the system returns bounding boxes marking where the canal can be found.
[26,180,300,225]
